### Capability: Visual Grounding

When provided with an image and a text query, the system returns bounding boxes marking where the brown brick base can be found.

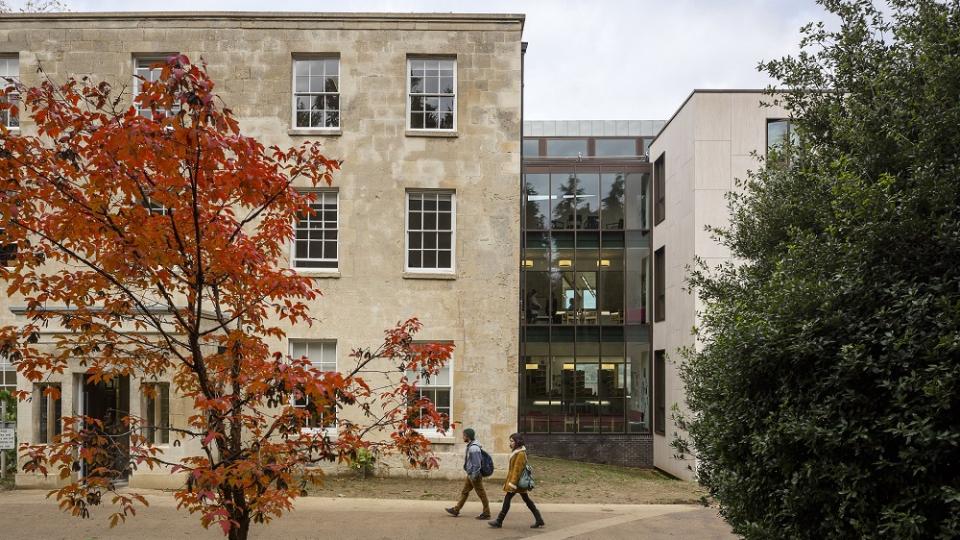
[522,433,653,468]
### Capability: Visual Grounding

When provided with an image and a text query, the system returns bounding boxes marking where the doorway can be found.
[78,374,131,481]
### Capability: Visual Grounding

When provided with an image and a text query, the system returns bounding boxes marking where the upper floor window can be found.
[290,340,337,432]
[292,190,338,271]
[766,119,797,159]
[594,138,638,157]
[653,153,665,225]
[546,139,587,157]
[408,58,456,131]
[406,191,454,272]
[654,246,665,322]
[0,56,19,129]
[133,55,179,119]
[293,57,340,130]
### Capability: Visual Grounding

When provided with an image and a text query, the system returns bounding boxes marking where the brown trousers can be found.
[454,475,490,515]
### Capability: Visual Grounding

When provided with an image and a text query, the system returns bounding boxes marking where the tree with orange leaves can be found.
[0,55,453,540]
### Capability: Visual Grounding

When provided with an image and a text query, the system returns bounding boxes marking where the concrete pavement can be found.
[0,489,734,539]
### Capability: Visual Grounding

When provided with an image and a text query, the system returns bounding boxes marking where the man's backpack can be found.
[479,447,495,477]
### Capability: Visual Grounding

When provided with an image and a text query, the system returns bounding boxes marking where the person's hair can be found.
[509,432,525,448]
[463,427,476,441]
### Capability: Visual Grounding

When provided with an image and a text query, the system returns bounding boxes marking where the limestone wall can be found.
[0,11,524,488]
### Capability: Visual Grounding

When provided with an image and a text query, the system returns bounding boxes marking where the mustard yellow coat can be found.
[503,447,528,493]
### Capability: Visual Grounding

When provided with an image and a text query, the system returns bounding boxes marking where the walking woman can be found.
[488,433,545,529]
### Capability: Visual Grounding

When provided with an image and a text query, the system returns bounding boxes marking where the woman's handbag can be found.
[517,464,535,490]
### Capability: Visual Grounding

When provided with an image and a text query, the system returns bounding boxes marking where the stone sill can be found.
[288,128,342,137]
[405,129,458,138]
[402,271,456,280]
[425,436,456,445]
[294,270,341,279]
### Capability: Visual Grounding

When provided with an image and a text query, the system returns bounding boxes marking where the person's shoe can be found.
[475,513,491,520]
[531,521,545,528]
[488,520,502,528]
[445,507,459,517]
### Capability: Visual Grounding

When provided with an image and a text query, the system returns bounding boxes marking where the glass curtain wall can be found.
[520,160,652,434]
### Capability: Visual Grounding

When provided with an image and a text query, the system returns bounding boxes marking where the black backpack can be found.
[473,443,495,477]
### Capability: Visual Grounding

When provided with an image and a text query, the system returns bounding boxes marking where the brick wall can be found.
[523,433,653,468]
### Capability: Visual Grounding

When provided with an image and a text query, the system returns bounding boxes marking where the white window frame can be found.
[290,189,339,272]
[406,57,457,132]
[289,340,338,437]
[0,55,20,130]
[291,56,341,131]
[0,353,15,394]
[34,383,62,444]
[132,54,179,118]
[406,356,453,438]
[141,382,170,446]
[404,190,456,274]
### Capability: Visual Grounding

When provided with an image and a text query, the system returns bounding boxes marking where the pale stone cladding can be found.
[0,11,524,488]
[648,90,786,480]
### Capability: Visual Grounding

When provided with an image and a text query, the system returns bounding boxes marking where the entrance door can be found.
[79,375,130,481]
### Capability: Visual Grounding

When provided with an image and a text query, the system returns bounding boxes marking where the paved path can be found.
[0,489,734,539]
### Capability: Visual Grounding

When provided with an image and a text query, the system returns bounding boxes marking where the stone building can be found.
[0,11,525,488]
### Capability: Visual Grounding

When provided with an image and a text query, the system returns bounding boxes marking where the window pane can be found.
[595,138,638,157]
[523,139,540,157]
[546,139,588,157]
[601,173,626,230]
[524,174,550,230]
[575,173,600,230]
[551,172,577,229]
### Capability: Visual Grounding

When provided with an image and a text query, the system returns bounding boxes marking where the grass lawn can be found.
[306,456,706,505]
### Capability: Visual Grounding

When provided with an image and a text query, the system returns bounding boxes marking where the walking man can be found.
[445,428,491,519]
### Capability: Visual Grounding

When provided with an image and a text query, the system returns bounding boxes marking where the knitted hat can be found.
[463,428,476,441]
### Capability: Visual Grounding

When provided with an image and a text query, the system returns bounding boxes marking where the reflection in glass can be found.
[576,272,598,324]
[546,139,588,157]
[551,173,577,229]
[601,272,624,324]
[524,174,550,230]
[576,173,600,230]
[601,173,626,230]
[550,335,575,432]
[524,232,550,271]
[625,172,651,230]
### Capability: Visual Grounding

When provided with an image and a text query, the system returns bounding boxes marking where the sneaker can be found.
[488,520,502,528]
[475,513,491,520]
[445,507,459,517]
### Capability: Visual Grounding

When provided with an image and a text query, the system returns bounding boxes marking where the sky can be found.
[56,0,828,121]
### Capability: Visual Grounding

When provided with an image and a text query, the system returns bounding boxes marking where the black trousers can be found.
[496,491,543,523]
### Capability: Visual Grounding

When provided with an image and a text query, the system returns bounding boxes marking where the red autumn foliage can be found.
[0,56,453,540]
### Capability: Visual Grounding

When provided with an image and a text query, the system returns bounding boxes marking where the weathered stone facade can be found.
[1,11,524,488]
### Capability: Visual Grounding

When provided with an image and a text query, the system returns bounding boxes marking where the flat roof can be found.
[0,11,525,25]
[651,89,771,144]
[524,120,665,138]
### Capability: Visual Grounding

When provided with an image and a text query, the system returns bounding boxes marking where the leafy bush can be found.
[683,1,960,538]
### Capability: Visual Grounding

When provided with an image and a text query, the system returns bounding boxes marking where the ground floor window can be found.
[142,382,170,445]
[407,363,452,433]
[519,326,650,434]
[290,340,338,432]
[34,384,62,444]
